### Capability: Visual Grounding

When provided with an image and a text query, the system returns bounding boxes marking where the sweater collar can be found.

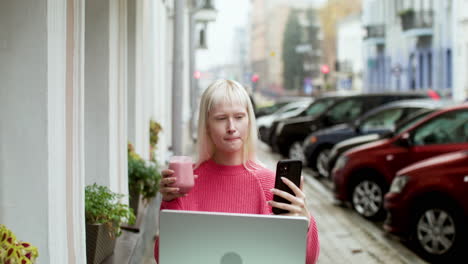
[204,158,248,175]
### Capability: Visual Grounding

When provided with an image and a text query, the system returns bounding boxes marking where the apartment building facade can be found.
[363,0,467,100]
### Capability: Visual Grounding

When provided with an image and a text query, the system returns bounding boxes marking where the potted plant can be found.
[127,143,161,216]
[85,183,135,264]
[398,8,414,30]
[149,119,162,161]
[0,225,39,264]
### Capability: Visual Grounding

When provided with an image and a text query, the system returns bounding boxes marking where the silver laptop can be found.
[159,209,308,264]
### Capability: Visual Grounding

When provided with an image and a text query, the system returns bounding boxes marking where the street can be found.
[257,142,428,264]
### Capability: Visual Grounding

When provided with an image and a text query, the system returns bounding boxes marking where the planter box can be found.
[86,223,116,264]
[129,188,140,218]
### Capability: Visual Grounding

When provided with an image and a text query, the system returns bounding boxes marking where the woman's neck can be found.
[212,151,243,166]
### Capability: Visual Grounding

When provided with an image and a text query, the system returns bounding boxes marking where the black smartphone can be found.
[272,159,303,215]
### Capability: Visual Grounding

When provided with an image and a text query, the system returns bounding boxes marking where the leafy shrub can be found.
[128,143,161,203]
[85,184,136,237]
[0,224,39,264]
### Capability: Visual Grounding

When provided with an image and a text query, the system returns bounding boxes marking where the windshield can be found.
[360,108,405,132]
[394,110,435,135]
[304,98,336,117]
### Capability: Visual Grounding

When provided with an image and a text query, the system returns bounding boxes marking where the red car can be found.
[384,150,468,262]
[332,104,468,220]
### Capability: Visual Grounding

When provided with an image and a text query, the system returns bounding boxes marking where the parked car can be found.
[255,96,312,118]
[267,92,356,148]
[274,92,430,157]
[384,150,468,262]
[332,104,468,220]
[257,99,313,143]
[302,99,450,175]
[323,103,452,178]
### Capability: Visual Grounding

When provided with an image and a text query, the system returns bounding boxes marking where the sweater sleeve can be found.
[306,213,320,264]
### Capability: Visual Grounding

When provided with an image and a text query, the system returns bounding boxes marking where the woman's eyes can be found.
[215,115,245,120]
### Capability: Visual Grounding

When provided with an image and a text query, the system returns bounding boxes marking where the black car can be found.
[324,107,446,178]
[267,91,358,148]
[255,96,312,118]
[301,99,452,176]
[273,92,431,157]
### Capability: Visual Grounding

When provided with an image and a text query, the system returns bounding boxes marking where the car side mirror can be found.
[395,133,412,148]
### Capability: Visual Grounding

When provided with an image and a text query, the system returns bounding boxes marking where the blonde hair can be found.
[196,79,261,170]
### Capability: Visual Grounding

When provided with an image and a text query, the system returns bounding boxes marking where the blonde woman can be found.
[155,80,319,263]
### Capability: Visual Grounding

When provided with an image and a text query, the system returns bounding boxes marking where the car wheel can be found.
[316,147,332,178]
[351,177,386,220]
[289,142,305,163]
[412,201,466,262]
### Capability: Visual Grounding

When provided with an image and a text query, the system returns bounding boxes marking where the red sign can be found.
[321,65,330,74]
[251,74,259,83]
[193,70,201,79]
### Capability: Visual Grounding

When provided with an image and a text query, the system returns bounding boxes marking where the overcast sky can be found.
[196,0,327,70]
[196,0,250,70]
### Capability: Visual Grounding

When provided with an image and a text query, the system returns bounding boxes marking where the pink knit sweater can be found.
[154,159,320,263]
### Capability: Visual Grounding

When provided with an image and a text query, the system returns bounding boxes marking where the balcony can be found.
[364,24,385,45]
[399,10,434,36]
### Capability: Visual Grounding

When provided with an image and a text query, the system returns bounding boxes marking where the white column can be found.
[153,1,173,164]
[85,0,128,195]
[66,0,87,262]
[0,0,86,263]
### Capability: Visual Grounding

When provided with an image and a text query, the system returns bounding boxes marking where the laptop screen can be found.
[159,210,308,264]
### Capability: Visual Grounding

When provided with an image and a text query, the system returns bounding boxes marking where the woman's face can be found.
[207,102,249,155]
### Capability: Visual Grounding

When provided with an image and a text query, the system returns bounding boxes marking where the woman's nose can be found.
[227,120,236,133]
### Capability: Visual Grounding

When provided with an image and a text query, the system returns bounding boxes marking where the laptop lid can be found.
[159,210,308,264]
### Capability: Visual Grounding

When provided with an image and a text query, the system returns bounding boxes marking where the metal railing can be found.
[364,24,385,39]
[400,10,434,31]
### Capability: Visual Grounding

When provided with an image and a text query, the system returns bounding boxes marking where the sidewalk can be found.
[257,142,427,264]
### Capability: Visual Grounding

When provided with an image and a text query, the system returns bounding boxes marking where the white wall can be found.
[0,0,87,262]
[337,14,364,91]
[0,1,51,260]
[452,0,468,101]
[85,0,129,195]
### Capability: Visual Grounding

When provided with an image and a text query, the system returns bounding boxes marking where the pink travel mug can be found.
[168,156,195,194]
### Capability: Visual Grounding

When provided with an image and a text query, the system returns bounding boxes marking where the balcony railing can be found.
[364,25,385,40]
[400,10,434,32]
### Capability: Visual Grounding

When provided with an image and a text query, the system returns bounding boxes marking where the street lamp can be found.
[189,0,218,141]
[193,0,217,23]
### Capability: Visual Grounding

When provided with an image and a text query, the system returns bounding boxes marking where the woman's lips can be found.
[224,137,240,141]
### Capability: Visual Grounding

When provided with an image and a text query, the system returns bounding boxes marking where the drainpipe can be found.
[172,0,184,155]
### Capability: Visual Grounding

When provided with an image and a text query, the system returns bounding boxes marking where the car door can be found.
[407,109,468,164]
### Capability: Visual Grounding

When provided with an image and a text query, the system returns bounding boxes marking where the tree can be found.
[318,0,362,78]
[282,9,304,91]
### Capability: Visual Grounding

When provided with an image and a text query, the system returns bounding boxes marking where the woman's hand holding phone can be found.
[268,176,310,225]
[268,160,310,225]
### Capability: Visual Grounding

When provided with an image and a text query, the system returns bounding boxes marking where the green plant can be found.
[85,183,136,238]
[398,8,414,17]
[128,143,161,203]
[149,120,162,149]
[0,224,39,264]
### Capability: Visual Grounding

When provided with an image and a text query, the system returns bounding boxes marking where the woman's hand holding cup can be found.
[159,169,186,202]
[160,156,196,202]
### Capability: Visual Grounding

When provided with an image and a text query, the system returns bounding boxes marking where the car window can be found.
[412,110,468,145]
[360,108,404,132]
[394,110,434,135]
[304,98,335,116]
[327,99,364,123]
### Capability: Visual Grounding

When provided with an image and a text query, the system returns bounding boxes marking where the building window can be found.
[428,52,432,89]
[446,49,452,89]
[419,53,424,89]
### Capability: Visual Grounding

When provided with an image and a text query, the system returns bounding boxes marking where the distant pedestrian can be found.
[154,79,320,263]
